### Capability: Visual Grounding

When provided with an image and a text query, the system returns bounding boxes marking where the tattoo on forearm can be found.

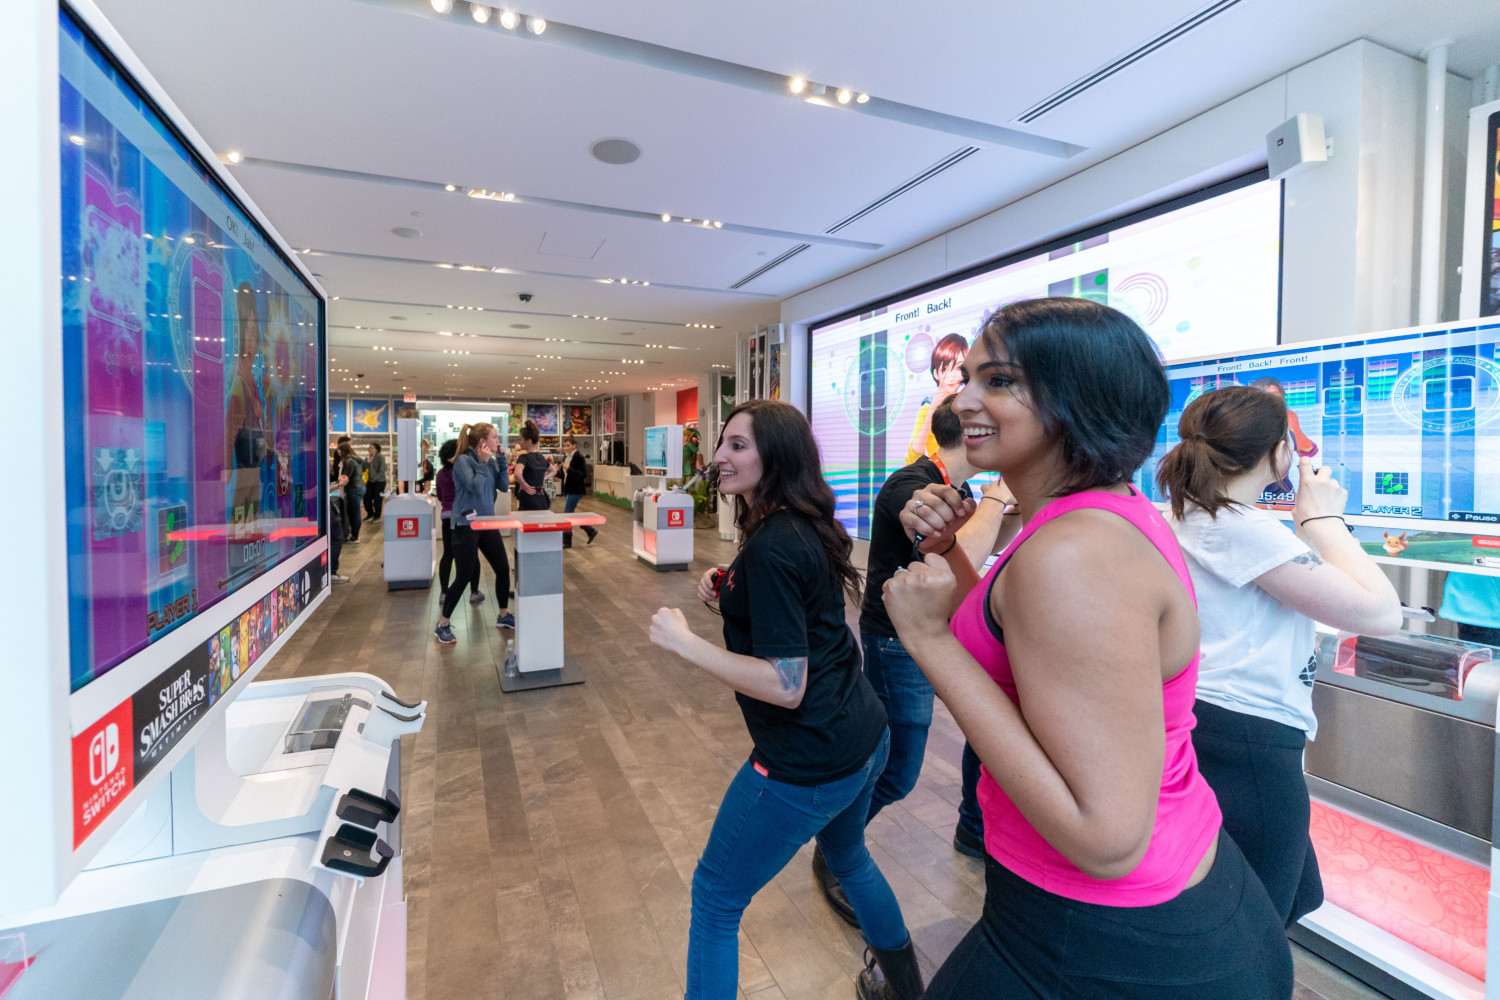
[768,656,808,693]
[1291,551,1325,569]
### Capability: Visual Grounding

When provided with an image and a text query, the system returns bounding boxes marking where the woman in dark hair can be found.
[905,332,970,462]
[889,298,1291,999]
[1156,386,1400,927]
[649,400,917,1000]
[434,438,482,607]
[511,420,553,512]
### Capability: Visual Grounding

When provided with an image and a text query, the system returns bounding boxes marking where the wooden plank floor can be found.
[265,498,1390,1000]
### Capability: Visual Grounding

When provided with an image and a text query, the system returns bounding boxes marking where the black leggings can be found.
[1192,699,1324,926]
[438,517,478,596]
[441,525,508,618]
[924,832,1292,1000]
[343,490,363,540]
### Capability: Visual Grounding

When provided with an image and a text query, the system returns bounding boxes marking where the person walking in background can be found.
[337,441,365,543]
[890,298,1291,999]
[649,400,919,1000]
[1155,385,1402,927]
[434,439,482,606]
[559,434,598,548]
[512,421,553,512]
[811,396,1020,926]
[434,422,513,644]
[328,462,348,584]
[364,442,388,521]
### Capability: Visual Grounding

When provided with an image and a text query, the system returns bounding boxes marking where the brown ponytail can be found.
[520,420,539,445]
[1155,385,1288,519]
[455,422,495,460]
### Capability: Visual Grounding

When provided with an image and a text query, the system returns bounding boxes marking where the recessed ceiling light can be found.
[226,150,242,163]
[526,15,545,33]
[471,2,489,22]
[591,138,641,165]
[431,0,452,11]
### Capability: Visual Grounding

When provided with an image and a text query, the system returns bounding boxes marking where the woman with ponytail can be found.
[511,420,554,512]
[648,400,915,1000]
[434,422,513,644]
[1157,385,1401,926]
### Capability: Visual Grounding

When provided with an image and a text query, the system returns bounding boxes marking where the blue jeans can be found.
[862,631,984,841]
[687,730,906,999]
[861,633,935,820]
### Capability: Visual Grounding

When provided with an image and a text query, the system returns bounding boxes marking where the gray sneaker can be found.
[331,574,350,584]
[434,623,457,645]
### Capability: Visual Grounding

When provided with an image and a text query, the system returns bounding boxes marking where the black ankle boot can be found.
[811,846,859,927]
[855,939,923,1000]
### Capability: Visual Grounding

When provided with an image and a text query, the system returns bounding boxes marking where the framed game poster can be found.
[506,406,523,437]
[565,404,592,435]
[600,397,616,435]
[351,398,391,434]
[768,344,782,400]
[526,403,559,435]
[329,398,348,434]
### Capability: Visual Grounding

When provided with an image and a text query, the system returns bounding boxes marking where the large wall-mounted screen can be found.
[1136,320,1500,532]
[60,9,324,692]
[810,175,1282,537]
[1482,109,1500,317]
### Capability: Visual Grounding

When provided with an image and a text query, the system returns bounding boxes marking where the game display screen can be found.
[60,10,324,692]
[1136,320,1500,531]
[810,177,1282,537]
[1482,110,1500,318]
[645,426,669,471]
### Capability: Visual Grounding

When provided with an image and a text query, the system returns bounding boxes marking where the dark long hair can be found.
[720,400,862,604]
[978,297,1168,494]
[1155,385,1288,519]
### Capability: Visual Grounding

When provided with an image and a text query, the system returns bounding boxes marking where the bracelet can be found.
[1299,515,1346,528]
[981,495,1006,504]
[939,537,959,556]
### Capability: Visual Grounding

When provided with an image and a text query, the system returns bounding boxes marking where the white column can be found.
[1417,43,1450,326]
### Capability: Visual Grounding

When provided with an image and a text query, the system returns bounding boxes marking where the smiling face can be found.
[934,360,965,395]
[951,335,1056,480]
[714,412,763,496]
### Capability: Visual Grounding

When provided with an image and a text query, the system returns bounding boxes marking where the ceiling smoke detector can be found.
[590,138,641,165]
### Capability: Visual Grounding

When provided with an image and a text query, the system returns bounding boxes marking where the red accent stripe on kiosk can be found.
[1308,801,1487,980]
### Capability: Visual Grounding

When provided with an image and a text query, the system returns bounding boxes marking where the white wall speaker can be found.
[1266,113,1328,181]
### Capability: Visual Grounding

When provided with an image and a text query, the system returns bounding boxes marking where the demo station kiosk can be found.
[632,424,696,571]
[0,4,419,996]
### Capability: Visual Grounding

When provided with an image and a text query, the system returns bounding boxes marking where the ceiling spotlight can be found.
[471,3,489,22]
[789,77,806,94]
[660,213,671,222]
[836,88,852,105]
[431,0,452,11]
[498,8,518,28]
[526,15,546,33]
[856,92,870,104]
[713,221,722,228]
[226,150,242,163]
[444,184,456,191]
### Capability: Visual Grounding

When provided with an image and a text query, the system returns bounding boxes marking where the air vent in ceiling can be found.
[730,244,811,290]
[825,147,980,235]
[1014,0,1246,123]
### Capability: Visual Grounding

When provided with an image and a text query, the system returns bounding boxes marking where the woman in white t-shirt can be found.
[1156,385,1402,927]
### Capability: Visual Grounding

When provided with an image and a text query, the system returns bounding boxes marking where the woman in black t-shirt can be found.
[649,400,918,1000]
[511,420,553,512]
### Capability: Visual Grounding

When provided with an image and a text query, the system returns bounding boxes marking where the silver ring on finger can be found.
[894,566,909,574]
[911,499,925,510]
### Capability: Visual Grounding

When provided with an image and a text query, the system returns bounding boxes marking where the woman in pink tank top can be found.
[885,298,1291,999]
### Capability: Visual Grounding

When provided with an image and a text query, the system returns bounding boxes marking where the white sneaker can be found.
[332,574,351,584]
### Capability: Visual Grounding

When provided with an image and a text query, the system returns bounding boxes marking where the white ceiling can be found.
[93,0,1500,403]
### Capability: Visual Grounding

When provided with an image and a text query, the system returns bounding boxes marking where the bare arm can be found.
[649,608,808,708]
[1257,529,1402,635]
[885,513,1184,878]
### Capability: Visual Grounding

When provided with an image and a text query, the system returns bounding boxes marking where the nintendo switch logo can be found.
[89,723,120,786]
[397,517,418,539]
[667,510,685,528]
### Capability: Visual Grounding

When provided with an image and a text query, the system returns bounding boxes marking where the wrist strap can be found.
[1299,515,1346,528]
[981,495,1005,504]
[940,537,959,556]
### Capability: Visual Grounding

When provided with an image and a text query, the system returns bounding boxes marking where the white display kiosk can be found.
[382,493,440,590]
[0,3,420,996]
[632,489,697,572]
[471,511,605,692]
